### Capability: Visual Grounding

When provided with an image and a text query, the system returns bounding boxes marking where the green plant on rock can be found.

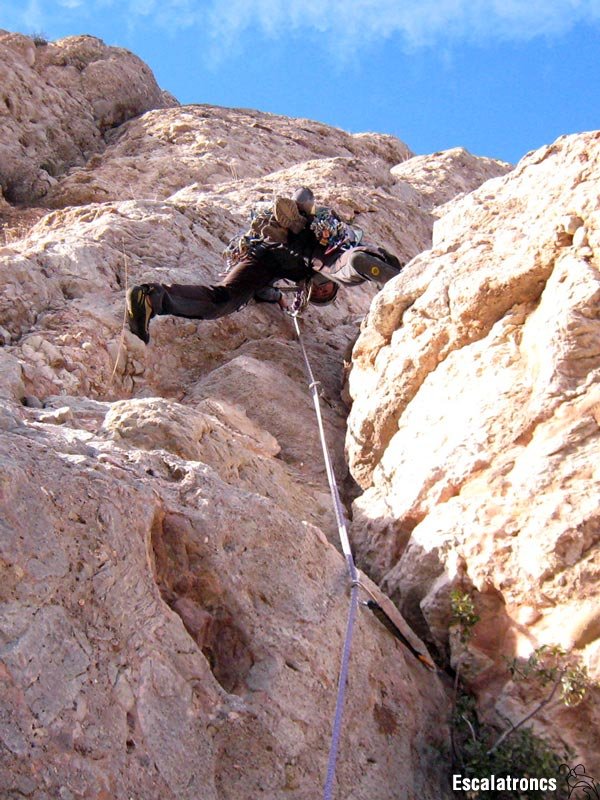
[507,644,590,707]
[488,644,592,756]
[448,591,595,798]
[29,31,49,46]
[449,588,481,767]
[454,692,572,799]
[450,588,480,644]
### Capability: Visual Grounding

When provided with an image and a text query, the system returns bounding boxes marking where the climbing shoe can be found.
[350,251,405,284]
[274,196,306,234]
[126,284,154,344]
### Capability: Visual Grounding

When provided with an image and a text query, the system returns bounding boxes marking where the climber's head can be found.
[308,278,338,305]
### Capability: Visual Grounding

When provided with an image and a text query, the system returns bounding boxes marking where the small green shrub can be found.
[507,644,591,708]
[450,588,480,644]
[453,692,572,799]
[448,591,596,798]
[30,32,49,47]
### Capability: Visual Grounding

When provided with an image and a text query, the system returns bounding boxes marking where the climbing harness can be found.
[289,307,435,800]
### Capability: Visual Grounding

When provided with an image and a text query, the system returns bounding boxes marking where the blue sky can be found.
[2,0,600,164]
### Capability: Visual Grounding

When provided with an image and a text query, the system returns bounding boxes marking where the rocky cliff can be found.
[1,30,596,800]
[348,131,600,769]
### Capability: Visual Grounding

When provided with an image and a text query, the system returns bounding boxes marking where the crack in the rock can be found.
[148,511,255,696]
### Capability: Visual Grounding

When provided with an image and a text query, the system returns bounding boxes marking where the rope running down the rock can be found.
[291,312,360,800]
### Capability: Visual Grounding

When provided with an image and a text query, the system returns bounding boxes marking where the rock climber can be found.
[126,187,404,344]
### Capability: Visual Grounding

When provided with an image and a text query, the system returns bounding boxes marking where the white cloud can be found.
[5,0,600,51]
[206,0,600,48]
[0,0,203,37]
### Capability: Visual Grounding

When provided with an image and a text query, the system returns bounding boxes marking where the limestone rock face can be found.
[347,130,600,768]
[0,31,175,203]
[43,104,413,207]
[0,28,546,800]
[391,146,512,211]
[0,402,450,800]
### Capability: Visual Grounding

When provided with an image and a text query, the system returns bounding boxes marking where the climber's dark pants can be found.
[145,245,401,320]
[146,249,295,321]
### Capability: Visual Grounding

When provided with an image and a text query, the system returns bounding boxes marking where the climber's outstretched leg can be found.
[125,252,278,343]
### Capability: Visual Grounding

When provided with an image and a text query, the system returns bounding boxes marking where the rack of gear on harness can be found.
[287,301,435,800]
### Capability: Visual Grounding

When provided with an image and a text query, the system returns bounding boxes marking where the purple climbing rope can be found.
[323,564,360,800]
[291,314,360,800]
